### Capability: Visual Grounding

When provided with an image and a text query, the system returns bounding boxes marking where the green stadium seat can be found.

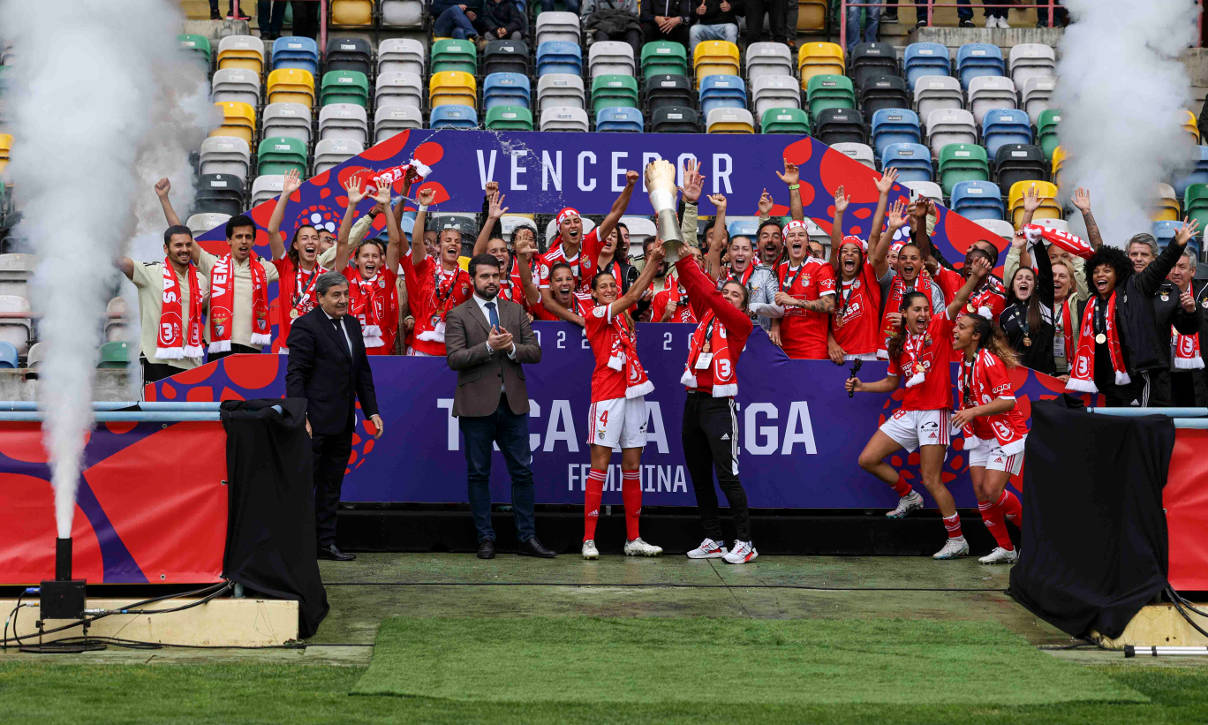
[591,75,639,112]
[98,341,132,369]
[431,39,477,75]
[178,33,211,64]
[320,70,370,108]
[760,108,810,134]
[641,42,688,80]
[257,136,308,176]
[485,106,533,130]
[805,74,855,121]
[1184,183,1208,234]
[1037,109,1061,161]
[938,143,990,198]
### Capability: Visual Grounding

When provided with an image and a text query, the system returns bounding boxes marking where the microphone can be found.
[847,358,863,399]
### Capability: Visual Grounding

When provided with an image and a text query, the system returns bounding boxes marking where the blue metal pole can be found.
[1087,407,1208,418]
[0,402,225,412]
[0,412,221,423]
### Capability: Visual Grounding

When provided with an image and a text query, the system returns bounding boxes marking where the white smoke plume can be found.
[0,0,211,538]
[1053,0,1198,246]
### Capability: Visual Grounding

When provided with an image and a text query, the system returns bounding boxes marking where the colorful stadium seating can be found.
[694,41,741,89]
[217,35,264,76]
[797,42,844,87]
[642,42,689,80]
[267,68,316,109]
[210,101,257,144]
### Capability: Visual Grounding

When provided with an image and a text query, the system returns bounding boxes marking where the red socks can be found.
[942,513,963,539]
[583,468,605,542]
[891,471,912,497]
[622,469,642,541]
[998,489,1022,525]
[978,489,1021,551]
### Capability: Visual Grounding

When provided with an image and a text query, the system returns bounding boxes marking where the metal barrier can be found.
[1087,406,1208,430]
[228,0,329,58]
[839,1,1059,49]
[0,401,224,422]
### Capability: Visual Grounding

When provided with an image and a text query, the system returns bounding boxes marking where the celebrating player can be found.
[335,177,404,355]
[266,169,328,349]
[766,219,835,358]
[401,187,474,357]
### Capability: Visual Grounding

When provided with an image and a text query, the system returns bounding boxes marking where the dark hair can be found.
[163,225,192,245]
[886,291,930,362]
[720,279,749,311]
[550,262,574,278]
[1006,265,1043,336]
[962,313,1019,368]
[225,214,256,239]
[590,269,617,290]
[1084,245,1132,295]
[315,271,348,297]
[468,253,501,278]
[287,224,319,266]
[972,239,1000,264]
[354,238,384,259]
[965,247,995,269]
[757,220,782,238]
[615,222,629,233]
[730,235,753,250]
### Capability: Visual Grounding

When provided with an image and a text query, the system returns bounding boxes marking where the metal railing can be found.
[839,1,1059,49]
[0,401,224,422]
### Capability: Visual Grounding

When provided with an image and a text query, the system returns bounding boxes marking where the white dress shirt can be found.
[323,310,354,355]
[473,294,517,359]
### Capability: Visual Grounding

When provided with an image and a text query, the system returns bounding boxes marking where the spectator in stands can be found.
[433,0,484,42]
[266,170,328,352]
[1035,0,1067,28]
[581,0,643,61]
[335,178,404,356]
[291,0,320,38]
[742,0,787,44]
[1166,247,1205,406]
[983,2,1008,28]
[546,0,581,14]
[478,0,527,42]
[641,0,691,47]
[210,0,250,20]
[402,188,473,357]
[844,0,882,53]
[286,271,383,562]
[688,0,743,52]
[257,0,286,39]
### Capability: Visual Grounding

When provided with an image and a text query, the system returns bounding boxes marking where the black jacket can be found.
[641,0,691,23]
[286,307,379,436]
[691,0,743,24]
[1000,238,1057,375]
[479,0,526,36]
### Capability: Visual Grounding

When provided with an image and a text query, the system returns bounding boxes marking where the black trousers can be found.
[141,357,181,384]
[682,392,750,541]
[641,21,689,48]
[291,0,319,38]
[742,0,787,44]
[311,430,352,549]
[594,28,642,63]
[207,343,260,363]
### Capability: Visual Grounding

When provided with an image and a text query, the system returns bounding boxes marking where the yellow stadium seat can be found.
[798,42,845,86]
[267,68,316,109]
[693,41,740,87]
[209,101,257,145]
[332,0,374,25]
[429,71,478,109]
[1050,144,1066,187]
[1008,180,1061,227]
[217,35,264,76]
[0,133,10,176]
[1183,110,1200,144]
[797,0,828,30]
[1153,183,1180,222]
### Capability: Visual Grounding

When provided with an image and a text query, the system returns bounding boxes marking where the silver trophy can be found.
[645,160,683,264]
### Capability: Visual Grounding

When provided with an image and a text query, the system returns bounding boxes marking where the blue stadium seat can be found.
[0,341,16,368]
[1173,146,1208,199]
[981,109,1033,160]
[596,107,644,132]
[430,105,479,129]
[950,180,1005,222]
[698,74,747,120]
[870,108,921,160]
[881,143,933,183]
[1152,220,1202,259]
[483,72,531,110]
[903,42,951,90]
[536,41,582,77]
[272,37,320,74]
[955,43,1005,90]
[727,218,760,238]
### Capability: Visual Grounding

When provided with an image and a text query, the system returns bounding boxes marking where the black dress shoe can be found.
[518,537,556,558]
[317,545,356,561]
[477,539,496,559]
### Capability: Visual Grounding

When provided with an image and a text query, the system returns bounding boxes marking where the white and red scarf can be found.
[879,270,936,358]
[606,312,654,399]
[415,264,468,343]
[208,252,271,353]
[290,263,328,319]
[957,349,1027,455]
[718,263,754,290]
[1023,224,1095,260]
[1067,292,1130,393]
[156,260,205,360]
[348,272,395,348]
[899,326,933,388]
[1173,325,1204,370]
[1054,296,1076,364]
[679,311,737,397]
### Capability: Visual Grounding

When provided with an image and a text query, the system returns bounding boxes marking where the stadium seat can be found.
[217,35,264,75]
[331,0,373,25]
[858,75,909,118]
[745,43,794,84]
[1184,110,1201,144]
[484,40,529,77]
[187,212,232,236]
[596,107,644,133]
[319,104,369,145]
[432,38,477,75]
[618,216,656,252]
[0,135,8,177]
[1175,146,1208,198]
[706,107,755,134]
[0,340,18,368]
[947,180,1005,219]
[850,42,899,90]
[1154,183,1180,222]
[536,41,582,77]
[870,108,922,159]
[483,73,531,110]
[375,105,423,142]
[650,106,702,133]
[642,41,689,80]
[381,0,425,27]
[1021,77,1055,124]
[1050,145,1066,187]
[535,11,581,45]
[727,216,760,238]
[178,33,211,67]
[976,218,1015,241]
[1036,109,1061,160]
[796,0,828,30]
[0,295,31,356]
[0,253,34,300]
[266,68,316,109]
[199,135,251,180]
[1008,180,1060,227]
[797,42,844,87]
[926,108,977,158]
[378,38,426,77]
[500,215,540,244]
[262,102,312,145]
[903,42,950,90]
[326,37,373,76]
[321,70,370,108]
[752,75,801,122]
[537,74,586,112]
[250,175,285,207]
[645,74,694,114]
[881,143,933,183]
[539,106,589,132]
[1008,43,1056,91]
[313,138,363,174]
[272,37,320,75]
[966,76,1017,126]
[97,340,131,369]
[210,101,257,144]
[760,107,810,134]
[25,341,44,371]
[938,144,990,197]
[211,68,261,108]
[1152,220,1200,259]
[375,71,424,110]
[955,43,1005,89]
[806,74,855,120]
[699,75,747,119]
[592,75,640,112]
[832,142,876,170]
[903,180,943,204]
[105,296,129,343]
[194,173,245,217]
[694,41,741,89]
[589,41,636,80]
[485,106,533,130]
[814,108,866,145]
[981,109,1033,160]
[913,75,962,127]
[430,71,478,110]
[995,144,1048,193]
[429,105,479,130]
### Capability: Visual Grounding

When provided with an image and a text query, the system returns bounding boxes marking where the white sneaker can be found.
[886,490,924,519]
[723,540,758,564]
[985,16,996,27]
[978,546,1019,565]
[581,540,599,560]
[932,536,970,560]
[686,538,728,559]
[998,16,1010,28]
[624,537,663,557]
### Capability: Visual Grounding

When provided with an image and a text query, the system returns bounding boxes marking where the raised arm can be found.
[679,160,703,249]
[945,256,992,319]
[867,167,898,254]
[1070,187,1104,251]
[335,178,370,272]
[756,188,772,222]
[872,197,907,279]
[909,199,936,264]
[1032,234,1055,307]
[411,186,436,267]
[116,257,135,280]
[1138,218,1199,296]
[596,170,639,245]
[775,159,804,222]
[267,168,303,261]
[830,185,849,256]
[473,181,504,257]
[374,180,402,273]
[514,235,541,305]
[610,242,665,317]
[155,178,183,228]
[704,193,727,281]
[1018,183,1041,230]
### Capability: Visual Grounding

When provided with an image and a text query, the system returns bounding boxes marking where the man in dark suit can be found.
[286,271,383,561]
[446,254,555,559]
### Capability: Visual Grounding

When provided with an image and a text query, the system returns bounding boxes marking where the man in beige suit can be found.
[446,254,556,560]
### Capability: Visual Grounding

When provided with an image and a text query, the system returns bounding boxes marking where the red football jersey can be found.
[831,261,882,357]
[887,309,958,412]
[401,255,472,356]
[583,303,641,402]
[777,258,836,359]
[957,350,1028,447]
[536,228,603,295]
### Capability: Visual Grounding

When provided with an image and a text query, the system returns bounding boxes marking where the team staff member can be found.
[846,256,992,560]
[765,220,835,358]
[951,313,1027,565]
[266,169,327,350]
[580,241,668,560]
[193,213,280,360]
[1167,249,1206,406]
[335,178,404,355]
[402,187,473,356]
